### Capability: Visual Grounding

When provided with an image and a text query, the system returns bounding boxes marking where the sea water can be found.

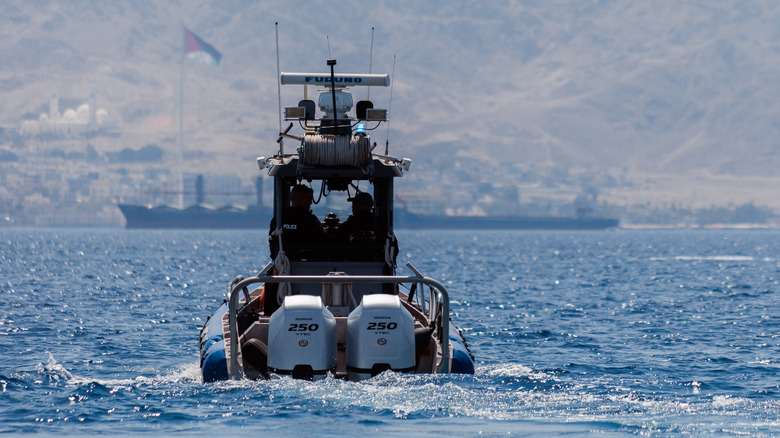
[1,228,780,436]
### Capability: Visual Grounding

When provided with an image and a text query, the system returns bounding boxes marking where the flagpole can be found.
[178,51,185,209]
[179,27,220,207]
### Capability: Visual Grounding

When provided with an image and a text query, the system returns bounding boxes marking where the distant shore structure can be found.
[19,93,113,136]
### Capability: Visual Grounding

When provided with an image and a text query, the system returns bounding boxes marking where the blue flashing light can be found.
[356,123,365,134]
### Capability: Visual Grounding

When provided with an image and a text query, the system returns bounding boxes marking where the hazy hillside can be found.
[2,0,780,209]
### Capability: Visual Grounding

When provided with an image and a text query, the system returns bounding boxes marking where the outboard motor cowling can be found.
[346,294,416,381]
[267,295,337,380]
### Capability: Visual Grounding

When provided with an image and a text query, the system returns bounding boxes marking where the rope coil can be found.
[303,134,371,169]
[271,227,292,304]
[384,234,396,270]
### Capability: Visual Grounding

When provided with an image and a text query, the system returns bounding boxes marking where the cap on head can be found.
[350,192,373,207]
[291,184,313,195]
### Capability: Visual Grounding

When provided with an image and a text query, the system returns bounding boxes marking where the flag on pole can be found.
[183,27,222,66]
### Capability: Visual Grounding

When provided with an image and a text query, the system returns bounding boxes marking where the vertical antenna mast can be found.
[385,54,396,155]
[366,27,374,100]
[275,22,283,157]
[328,59,338,125]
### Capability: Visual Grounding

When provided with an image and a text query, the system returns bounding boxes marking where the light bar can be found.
[281,73,390,87]
[284,107,306,119]
[365,109,388,121]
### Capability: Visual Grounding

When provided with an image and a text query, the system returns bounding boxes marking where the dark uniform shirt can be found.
[269,206,325,258]
[339,211,377,243]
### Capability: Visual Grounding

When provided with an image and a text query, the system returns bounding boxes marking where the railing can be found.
[226,262,450,379]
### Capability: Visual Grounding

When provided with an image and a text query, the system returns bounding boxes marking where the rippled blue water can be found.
[2,229,780,436]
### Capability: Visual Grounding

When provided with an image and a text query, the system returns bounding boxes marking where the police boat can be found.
[199,60,475,382]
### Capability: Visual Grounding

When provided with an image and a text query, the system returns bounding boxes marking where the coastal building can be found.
[19,93,113,137]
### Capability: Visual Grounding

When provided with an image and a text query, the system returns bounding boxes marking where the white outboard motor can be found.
[267,295,337,380]
[346,294,416,381]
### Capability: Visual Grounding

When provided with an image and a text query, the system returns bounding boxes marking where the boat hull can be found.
[200,303,230,382]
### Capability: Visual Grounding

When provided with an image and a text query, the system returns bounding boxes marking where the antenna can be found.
[366,27,374,100]
[328,59,338,124]
[327,36,332,58]
[275,22,283,157]
[385,54,396,155]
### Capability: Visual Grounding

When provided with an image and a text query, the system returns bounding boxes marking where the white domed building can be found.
[19,93,114,136]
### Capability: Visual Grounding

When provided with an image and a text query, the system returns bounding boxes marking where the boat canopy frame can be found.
[266,154,403,266]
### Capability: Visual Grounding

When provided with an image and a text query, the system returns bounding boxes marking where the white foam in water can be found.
[712,395,748,408]
[38,352,74,381]
[650,255,770,262]
[481,363,557,383]
[40,353,203,389]
[674,255,756,261]
[32,346,776,433]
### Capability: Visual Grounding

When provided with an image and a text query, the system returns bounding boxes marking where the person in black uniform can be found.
[269,184,325,259]
[340,191,376,244]
[341,191,397,292]
[266,184,324,316]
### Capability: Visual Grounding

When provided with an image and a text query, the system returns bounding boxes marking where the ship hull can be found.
[118,204,270,229]
[119,204,618,230]
[395,211,619,230]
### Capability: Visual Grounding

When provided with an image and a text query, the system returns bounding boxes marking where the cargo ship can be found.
[120,204,618,230]
[118,176,271,229]
[119,178,618,230]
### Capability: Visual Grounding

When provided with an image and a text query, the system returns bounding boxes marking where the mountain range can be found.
[2,0,780,211]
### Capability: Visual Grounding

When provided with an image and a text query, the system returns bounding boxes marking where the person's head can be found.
[290,184,314,208]
[350,192,373,213]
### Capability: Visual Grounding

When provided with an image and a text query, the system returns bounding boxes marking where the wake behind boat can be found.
[198,59,475,381]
